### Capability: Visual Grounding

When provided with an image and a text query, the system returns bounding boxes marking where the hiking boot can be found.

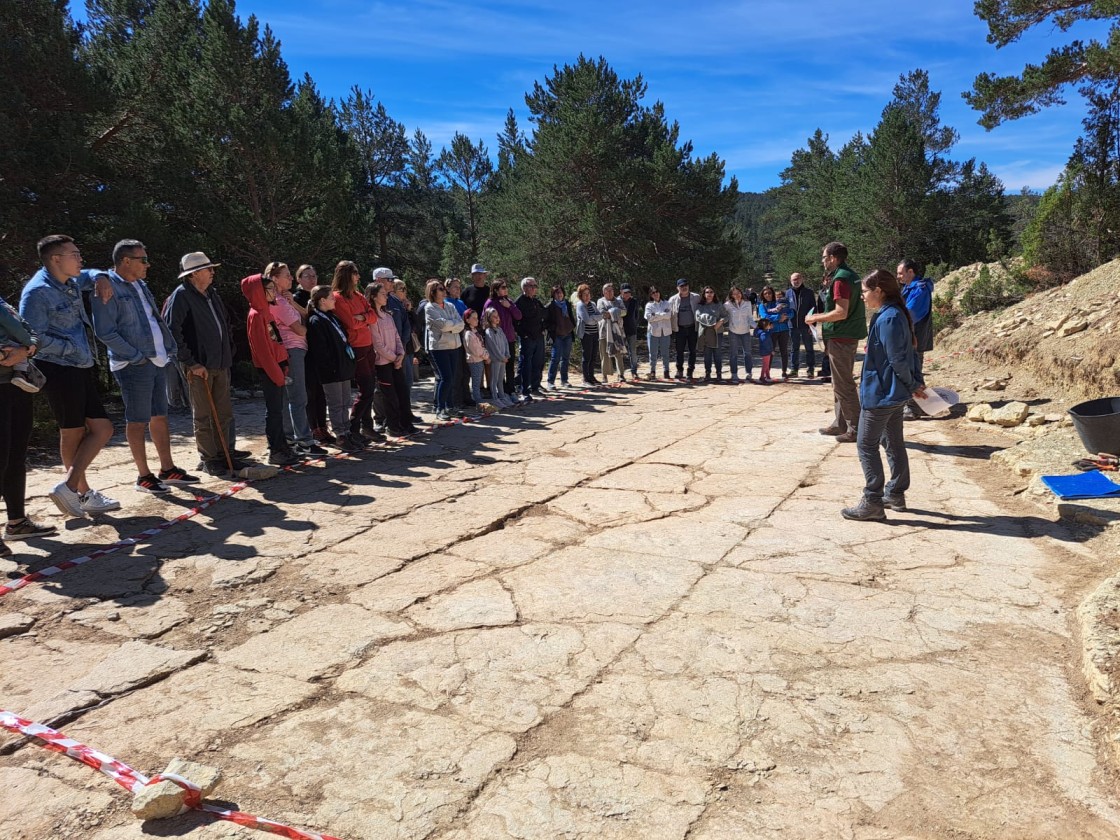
[834,430,858,443]
[841,499,886,521]
[883,493,907,512]
[819,425,844,436]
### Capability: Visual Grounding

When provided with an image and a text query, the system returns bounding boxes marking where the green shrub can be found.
[960,264,1026,315]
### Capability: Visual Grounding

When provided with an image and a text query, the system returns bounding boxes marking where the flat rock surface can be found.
[3,379,1120,839]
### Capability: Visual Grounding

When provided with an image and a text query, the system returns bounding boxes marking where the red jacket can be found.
[332,290,374,349]
[241,274,289,387]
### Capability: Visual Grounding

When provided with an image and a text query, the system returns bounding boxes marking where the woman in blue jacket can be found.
[757,285,792,379]
[842,270,927,521]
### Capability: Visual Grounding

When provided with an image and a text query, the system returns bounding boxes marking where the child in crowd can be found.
[484,308,513,408]
[306,285,363,452]
[0,339,43,393]
[0,297,43,393]
[755,318,775,384]
[462,309,490,407]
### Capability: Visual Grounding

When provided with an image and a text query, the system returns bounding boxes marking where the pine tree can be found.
[0,0,105,290]
[337,86,410,265]
[966,1,1120,128]
[487,55,739,287]
[438,133,493,262]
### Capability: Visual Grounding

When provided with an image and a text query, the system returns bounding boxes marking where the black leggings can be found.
[773,331,791,374]
[581,334,599,381]
[0,384,32,522]
[374,362,410,433]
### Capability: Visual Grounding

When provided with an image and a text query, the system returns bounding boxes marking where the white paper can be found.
[913,388,953,417]
[805,309,821,343]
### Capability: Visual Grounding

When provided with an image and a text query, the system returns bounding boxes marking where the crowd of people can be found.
[0,235,935,557]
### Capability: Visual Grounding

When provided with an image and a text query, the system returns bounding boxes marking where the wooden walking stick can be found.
[190,370,235,476]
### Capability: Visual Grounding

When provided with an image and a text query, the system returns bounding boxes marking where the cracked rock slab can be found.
[63,663,317,770]
[0,612,35,639]
[444,753,708,840]
[582,518,747,561]
[228,699,517,840]
[72,641,207,696]
[218,603,411,681]
[502,547,703,624]
[405,578,518,631]
[68,595,190,639]
[349,554,487,613]
[337,622,639,731]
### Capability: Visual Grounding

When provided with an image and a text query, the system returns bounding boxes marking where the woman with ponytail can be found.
[841,269,927,521]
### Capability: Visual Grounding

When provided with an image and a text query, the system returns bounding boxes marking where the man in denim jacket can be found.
[19,235,119,519]
[92,239,198,495]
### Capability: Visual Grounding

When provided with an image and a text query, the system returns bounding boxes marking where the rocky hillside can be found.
[937,258,1120,402]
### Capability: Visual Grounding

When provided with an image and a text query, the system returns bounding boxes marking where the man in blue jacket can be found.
[897,259,935,420]
[20,235,119,519]
[92,240,198,495]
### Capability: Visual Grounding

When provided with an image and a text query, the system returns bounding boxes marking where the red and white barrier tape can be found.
[0,710,342,840]
[0,483,250,598]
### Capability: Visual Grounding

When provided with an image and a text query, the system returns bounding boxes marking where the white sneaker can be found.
[81,489,122,514]
[49,480,87,519]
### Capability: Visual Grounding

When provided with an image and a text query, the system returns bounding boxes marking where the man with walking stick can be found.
[165,252,244,476]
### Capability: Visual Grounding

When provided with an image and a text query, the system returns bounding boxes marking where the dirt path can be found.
[1,378,1117,839]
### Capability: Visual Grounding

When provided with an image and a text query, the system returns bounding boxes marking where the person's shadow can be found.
[887,508,1102,542]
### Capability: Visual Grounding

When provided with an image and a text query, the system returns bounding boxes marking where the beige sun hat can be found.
[178,251,221,279]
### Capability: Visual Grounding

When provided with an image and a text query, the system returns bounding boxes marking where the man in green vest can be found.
[805,241,865,442]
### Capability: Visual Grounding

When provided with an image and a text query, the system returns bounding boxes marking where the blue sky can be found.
[127,1,1113,192]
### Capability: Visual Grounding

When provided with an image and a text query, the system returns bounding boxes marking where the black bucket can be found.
[1069,397,1120,456]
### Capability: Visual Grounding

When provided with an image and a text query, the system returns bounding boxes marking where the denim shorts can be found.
[114,360,169,423]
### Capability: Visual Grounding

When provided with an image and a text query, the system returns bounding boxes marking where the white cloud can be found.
[988,161,1064,192]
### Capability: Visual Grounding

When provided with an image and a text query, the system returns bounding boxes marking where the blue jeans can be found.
[728,332,753,381]
[548,335,573,384]
[281,347,313,445]
[856,404,909,503]
[468,361,485,403]
[648,333,670,374]
[114,361,169,423]
[431,349,457,411]
[519,336,545,394]
[790,325,815,373]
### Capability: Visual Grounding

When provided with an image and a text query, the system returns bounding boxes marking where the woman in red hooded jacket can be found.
[241,272,299,466]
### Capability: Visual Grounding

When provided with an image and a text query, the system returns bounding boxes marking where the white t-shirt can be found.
[110,280,169,371]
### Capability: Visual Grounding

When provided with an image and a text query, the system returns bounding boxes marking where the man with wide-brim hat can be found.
[165,252,242,475]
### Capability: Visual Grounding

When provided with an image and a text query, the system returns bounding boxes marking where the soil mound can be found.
[938,258,1120,402]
